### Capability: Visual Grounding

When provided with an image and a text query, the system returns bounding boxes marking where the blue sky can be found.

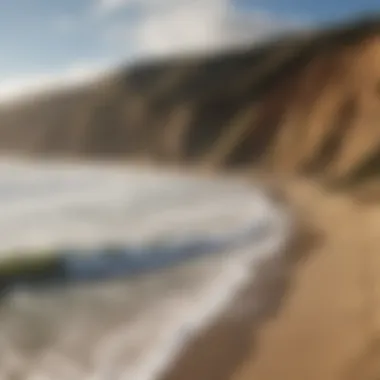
[0,0,378,100]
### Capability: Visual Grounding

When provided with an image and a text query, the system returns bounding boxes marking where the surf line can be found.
[0,218,273,297]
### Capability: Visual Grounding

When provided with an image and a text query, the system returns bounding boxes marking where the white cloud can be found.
[137,0,231,56]
[0,63,111,104]
[93,0,305,58]
[136,0,296,57]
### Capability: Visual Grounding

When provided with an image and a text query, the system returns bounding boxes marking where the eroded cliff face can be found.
[0,15,380,184]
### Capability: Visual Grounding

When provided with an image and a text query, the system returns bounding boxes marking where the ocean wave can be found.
[0,160,292,380]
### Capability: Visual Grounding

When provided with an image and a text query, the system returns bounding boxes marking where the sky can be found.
[0,0,379,101]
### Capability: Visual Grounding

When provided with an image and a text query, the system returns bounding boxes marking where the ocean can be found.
[0,159,291,380]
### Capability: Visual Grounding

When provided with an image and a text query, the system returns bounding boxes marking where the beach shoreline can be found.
[0,160,295,380]
[158,179,380,380]
[157,184,319,380]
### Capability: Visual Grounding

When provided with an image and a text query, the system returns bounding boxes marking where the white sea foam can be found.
[0,159,292,380]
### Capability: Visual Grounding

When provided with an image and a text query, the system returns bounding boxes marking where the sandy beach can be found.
[159,179,380,380]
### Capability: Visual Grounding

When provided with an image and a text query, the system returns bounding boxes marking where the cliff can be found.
[1,14,380,185]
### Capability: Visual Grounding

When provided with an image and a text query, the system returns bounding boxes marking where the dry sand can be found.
[160,179,380,380]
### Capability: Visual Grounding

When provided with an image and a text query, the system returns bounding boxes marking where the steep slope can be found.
[0,14,380,184]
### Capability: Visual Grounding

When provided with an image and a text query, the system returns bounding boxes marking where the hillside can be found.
[1,14,380,185]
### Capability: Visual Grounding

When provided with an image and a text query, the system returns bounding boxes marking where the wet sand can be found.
[160,179,380,380]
